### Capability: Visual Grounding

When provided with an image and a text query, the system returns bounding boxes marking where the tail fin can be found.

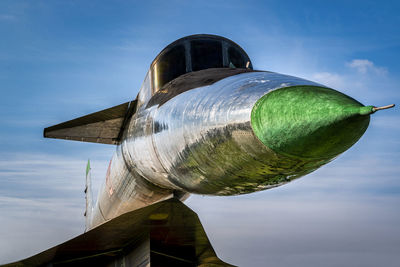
[84,160,93,231]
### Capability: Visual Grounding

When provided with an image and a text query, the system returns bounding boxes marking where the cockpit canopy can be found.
[151,34,253,92]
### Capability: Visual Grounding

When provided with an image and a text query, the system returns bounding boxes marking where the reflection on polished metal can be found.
[32,34,395,266]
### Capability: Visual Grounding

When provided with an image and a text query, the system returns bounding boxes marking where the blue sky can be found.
[0,1,399,266]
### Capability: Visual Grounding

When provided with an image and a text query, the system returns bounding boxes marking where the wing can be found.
[43,100,137,145]
[2,198,235,267]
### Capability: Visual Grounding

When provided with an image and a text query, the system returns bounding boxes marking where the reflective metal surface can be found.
[91,145,175,226]
[129,71,328,195]
[91,71,329,227]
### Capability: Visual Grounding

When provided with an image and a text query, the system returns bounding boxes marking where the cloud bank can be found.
[347,59,387,75]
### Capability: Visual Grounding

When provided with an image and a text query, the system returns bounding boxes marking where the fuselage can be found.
[47,34,372,230]
[89,69,371,229]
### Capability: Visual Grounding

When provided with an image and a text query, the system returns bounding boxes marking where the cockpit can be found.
[150,34,253,92]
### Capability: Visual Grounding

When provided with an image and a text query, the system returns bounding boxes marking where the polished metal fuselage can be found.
[90,71,327,228]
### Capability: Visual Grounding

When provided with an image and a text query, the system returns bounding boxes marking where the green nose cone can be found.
[251,86,373,159]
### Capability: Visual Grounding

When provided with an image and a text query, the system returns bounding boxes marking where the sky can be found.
[0,0,399,266]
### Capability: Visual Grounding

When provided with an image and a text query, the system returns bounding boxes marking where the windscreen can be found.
[153,45,186,91]
[191,40,223,71]
[228,46,248,68]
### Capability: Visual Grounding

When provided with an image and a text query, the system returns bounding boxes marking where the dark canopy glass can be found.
[151,35,252,92]
[152,45,186,92]
[191,40,223,71]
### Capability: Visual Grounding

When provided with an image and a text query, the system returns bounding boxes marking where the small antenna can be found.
[372,104,395,112]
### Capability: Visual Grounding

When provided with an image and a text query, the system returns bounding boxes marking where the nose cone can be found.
[251,86,373,159]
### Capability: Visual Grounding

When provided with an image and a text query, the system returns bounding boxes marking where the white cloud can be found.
[0,152,109,194]
[188,192,400,267]
[0,152,111,264]
[370,115,400,130]
[347,59,387,75]
[0,195,84,263]
[300,58,398,106]
[310,72,346,89]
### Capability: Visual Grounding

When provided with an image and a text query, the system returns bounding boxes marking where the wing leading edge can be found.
[43,100,137,145]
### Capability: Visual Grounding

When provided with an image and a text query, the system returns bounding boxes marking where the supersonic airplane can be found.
[4,34,394,267]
